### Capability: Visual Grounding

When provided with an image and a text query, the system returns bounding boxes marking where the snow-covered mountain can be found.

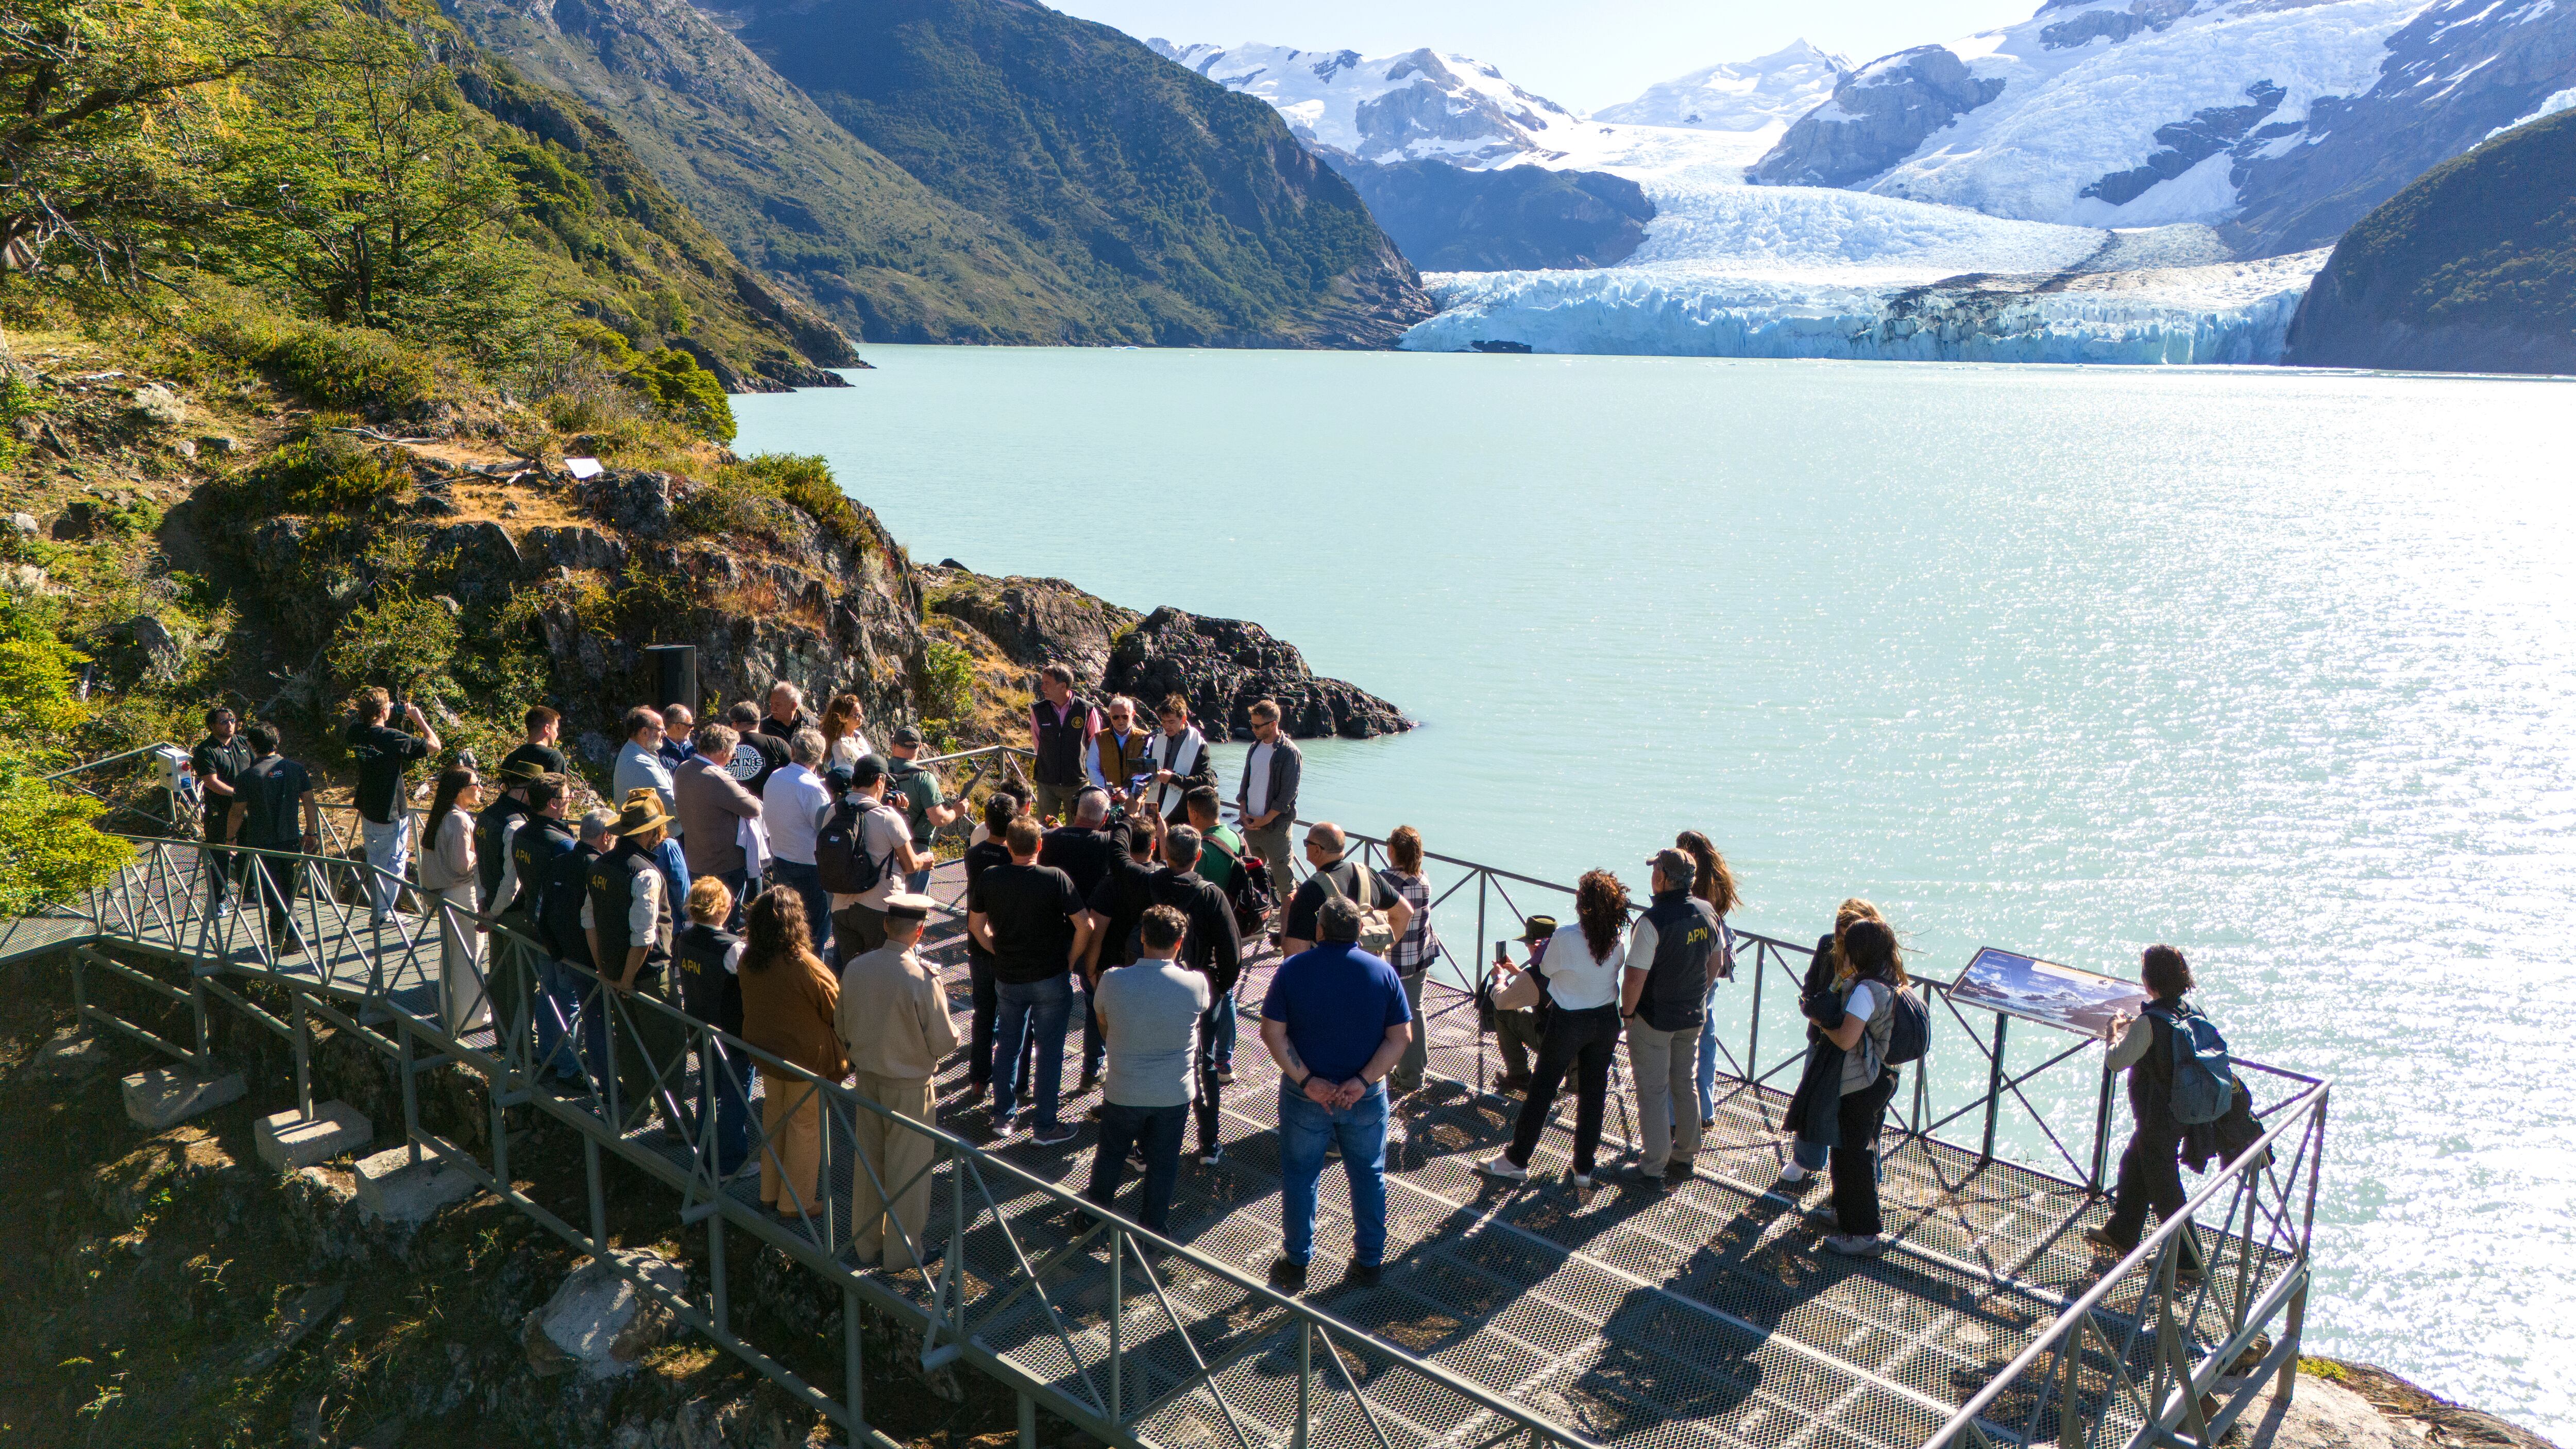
[1749,0,2576,249]
[1590,40,1849,132]
[1144,40,1584,166]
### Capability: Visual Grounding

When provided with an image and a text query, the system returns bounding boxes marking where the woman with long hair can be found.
[1482,869,1630,1189]
[819,692,872,771]
[1780,898,1888,1186]
[2089,945,2210,1272]
[1676,830,1740,1131]
[416,766,488,1033]
[736,887,844,1223]
[1377,826,1441,1095]
[1808,915,1908,1255]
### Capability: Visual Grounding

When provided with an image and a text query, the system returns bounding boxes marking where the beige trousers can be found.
[849,1071,938,1266]
[760,1076,826,1218]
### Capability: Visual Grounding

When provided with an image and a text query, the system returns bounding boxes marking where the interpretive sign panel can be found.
[1948,947,2148,1038]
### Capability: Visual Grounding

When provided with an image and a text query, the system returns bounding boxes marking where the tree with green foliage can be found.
[212,11,539,358]
[624,347,735,442]
[325,589,461,703]
[0,622,130,913]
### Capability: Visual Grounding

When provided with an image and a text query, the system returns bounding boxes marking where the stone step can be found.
[33,1027,112,1080]
[122,1064,245,1129]
[351,1145,481,1223]
[255,1101,374,1169]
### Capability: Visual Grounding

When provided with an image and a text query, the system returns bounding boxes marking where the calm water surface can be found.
[739,347,2576,1433]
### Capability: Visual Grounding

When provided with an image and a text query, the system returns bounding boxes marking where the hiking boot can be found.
[1821,1233,1887,1257]
[1620,1163,1675,1190]
[1665,1163,1696,1189]
[1342,1262,1383,1289]
[2082,1226,2131,1256]
[1268,1256,1308,1293]
[1495,1072,1533,1094]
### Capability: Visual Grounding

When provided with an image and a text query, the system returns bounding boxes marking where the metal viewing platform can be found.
[11,744,2329,1449]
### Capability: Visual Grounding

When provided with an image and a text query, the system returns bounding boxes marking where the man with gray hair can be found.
[675,722,762,927]
[762,726,835,950]
[1280,822,1411,959]
[1261,894,1412,1292]
[761,680,815,741]
[658,703,698,770]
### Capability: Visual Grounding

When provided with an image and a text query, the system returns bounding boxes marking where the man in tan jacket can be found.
[835,892,959,1268]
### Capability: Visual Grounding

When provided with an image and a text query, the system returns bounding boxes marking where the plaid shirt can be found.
[1380,868,1439,974]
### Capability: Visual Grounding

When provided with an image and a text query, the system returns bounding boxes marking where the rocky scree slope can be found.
[2284,106,2576,373]
[920,566,1409,741]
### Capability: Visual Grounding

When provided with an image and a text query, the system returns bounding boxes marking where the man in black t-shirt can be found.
[345,687,440,927]
[760,680,816,741]
[191,707,253,916]
[227,724,317,954]
[1076,825,1165,1089]
[500,705,569,781]
[724,702,790,797]
[959,793,1023,1105]
[966,816,1094,1144]
[1039,789,1129,904]
[1279,822,1412,957]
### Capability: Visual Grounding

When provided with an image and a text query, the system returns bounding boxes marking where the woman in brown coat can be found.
[738,887,844,1222]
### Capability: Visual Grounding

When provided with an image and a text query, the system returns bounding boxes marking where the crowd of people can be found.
[179,672,2232,1292]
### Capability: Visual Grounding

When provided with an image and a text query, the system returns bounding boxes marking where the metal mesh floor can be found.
[71,850,2292,1449]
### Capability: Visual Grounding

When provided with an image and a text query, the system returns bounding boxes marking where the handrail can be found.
[41,742,178,782]
[1923,1078,2330,1449]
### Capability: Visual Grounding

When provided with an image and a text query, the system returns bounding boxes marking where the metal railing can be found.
[26,740,2329,1449]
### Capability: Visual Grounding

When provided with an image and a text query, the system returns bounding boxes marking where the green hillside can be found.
[725,0,1431,347]
[2286,107,2576,374]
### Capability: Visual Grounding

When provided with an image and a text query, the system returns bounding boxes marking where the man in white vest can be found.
[1143,693,1218,824]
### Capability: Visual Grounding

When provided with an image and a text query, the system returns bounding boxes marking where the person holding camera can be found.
[1485,915,1556,1094]
[191,706,252,919]
[346,687,439,929]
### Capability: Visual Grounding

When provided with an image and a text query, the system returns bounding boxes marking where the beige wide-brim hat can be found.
[613,787,677,837]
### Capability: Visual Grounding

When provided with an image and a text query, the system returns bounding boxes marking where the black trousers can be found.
[1829,1070,1899,1236]
[243,848,301,948]
[2103,1120,2199,1260]
[1507,1004,1620,1174]
[1194,1001,1227,1153]
[968,956,998,1084]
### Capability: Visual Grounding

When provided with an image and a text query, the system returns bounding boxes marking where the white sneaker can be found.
[1779,1162,1811,1183]
[1479,1155,1528,1182]
[1820,1233,1886,1257]
[1569,1172,1595,1189]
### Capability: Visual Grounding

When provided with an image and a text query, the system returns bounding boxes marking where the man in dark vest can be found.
[674,876,752,1174]
[191,706,253,918]
[538,807,612,1083]
[1027,662,1097,826]
[499,775,578,1078]
[582,789,689,1139]
[1618,848,1725,1190]
[476,759,538,921]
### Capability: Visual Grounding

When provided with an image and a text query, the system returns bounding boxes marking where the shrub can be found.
[921,638,975,721]
[0,767,131,916]
[326,590,461,701]
[268,321,436,410]
[255,431,409,515]
[732,453,867,548]
[624,348,734,443]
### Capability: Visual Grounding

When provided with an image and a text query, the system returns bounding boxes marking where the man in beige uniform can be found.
[835,892,959,1268]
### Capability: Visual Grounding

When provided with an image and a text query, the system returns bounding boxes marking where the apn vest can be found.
[542,842,599,967]
[675,922,745,1034]
[586,843,671,977]
[1636,893,1721,1032]
[476,795,530,901]
[507,816,577,921]
[1032,696,1093,786]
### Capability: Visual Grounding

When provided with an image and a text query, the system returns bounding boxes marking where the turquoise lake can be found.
[738,345,2576,1434]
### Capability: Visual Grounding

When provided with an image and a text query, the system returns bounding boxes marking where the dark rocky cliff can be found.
[1751,47,2007,189]
[1330,160,1652,272]
[2284,107,2576,375]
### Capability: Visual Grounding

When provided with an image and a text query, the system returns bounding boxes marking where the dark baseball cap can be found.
[1649,848,1695,887]
[890,724,925,747]
[850,753,890,785]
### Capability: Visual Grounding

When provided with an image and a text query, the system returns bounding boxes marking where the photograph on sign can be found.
[1948,947,2149,1038]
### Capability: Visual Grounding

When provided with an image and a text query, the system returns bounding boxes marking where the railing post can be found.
[190,968,212,1067]
[2089,1055,2115,1191]
[398,1017,421,1169]
[1981,1013,2010,1163]
[586,1133,608,1253]
[1017,1391,1036,1449]
[845,1285,866,1432]
[1293,1320,1311,1449]
[1109,1226,1123,1425]
[709,1212,729,1340]
[292,988,313,1121]
[2059,1319,2083,1449]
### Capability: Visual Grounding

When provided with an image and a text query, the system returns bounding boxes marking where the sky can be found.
[1047,0,2041,113]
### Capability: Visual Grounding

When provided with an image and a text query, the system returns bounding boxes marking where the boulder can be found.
[118,614,186,683]
[32,1027,112,1080]
[581,468,683,537]
[1108,606,1410,740]
[8,511,35,535]
[523,1250,686,1379]
[926,570,1138,683]
[126,382,187,428]
[199,435,244,456]
[351,1146,480,1223]
[523,524,628,573]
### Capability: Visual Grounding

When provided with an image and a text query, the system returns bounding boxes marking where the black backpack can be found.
[815,799,902,896]
[1206,836,1275,937]
[1883,984,1931,1067]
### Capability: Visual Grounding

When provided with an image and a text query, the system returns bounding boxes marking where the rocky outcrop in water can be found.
[1108,606,1409,740]
[1751,47,2007,189]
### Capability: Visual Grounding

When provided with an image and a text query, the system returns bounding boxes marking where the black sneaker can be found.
[1268,1256,1308,1293]
[1194,1145,1225,1168]
[959,1080,988,1107]
[1214,1064,1235,1084]
[1342,1262,1382,1289]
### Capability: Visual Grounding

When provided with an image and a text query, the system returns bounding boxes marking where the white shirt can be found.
[1245,741,1274,817]
[762,763,832,865]
[828,733,874,771]
[489,814,531,914]
[1540,922,1624,1010]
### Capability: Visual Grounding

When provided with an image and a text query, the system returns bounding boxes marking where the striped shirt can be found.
[1378,868,1439,974]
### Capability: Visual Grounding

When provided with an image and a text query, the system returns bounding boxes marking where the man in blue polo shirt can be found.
[1260,896,1412,1293]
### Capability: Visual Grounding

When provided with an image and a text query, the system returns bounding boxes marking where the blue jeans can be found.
[697,1038,756,1175]
[536,958,588,1079]
[768,859,831,955]
[1278,1081,1389,1268]
[993,974,1073,1130]
[1087,1100,1189,1231]
[1210,990,1238,1066]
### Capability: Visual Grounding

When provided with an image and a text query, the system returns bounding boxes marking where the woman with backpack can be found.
[1676,831,1739,1131]
[1806,915,1906,1256]
[2089,945,2213,1272]
[1377,826,1441,1096]
[1481,870,1630,1190]
[1780,898,1884,1186]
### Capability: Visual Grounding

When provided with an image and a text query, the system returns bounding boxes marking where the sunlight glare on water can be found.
[739,347,2576,1433]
